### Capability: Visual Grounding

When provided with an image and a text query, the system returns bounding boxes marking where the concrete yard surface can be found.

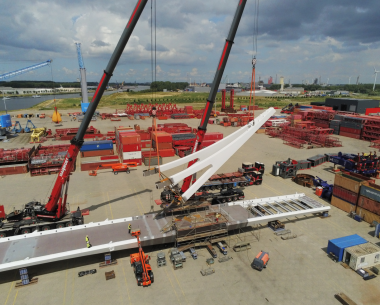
[0,109,380,305]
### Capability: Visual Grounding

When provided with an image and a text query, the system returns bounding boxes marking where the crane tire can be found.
[114,172,118,175]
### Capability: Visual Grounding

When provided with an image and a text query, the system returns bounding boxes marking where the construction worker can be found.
[86,235,91,248]
[128,223,132,234]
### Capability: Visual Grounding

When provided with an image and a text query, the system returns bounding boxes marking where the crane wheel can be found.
[56,224,65,229]
[114,172,118,175]
[42,226,50,231]
[22,228,31,234]
[0,232,6,238]
[126,170,130,174]
[65,222,73,227]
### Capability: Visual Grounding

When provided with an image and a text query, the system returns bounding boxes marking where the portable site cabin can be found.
[327,234,368,262]
[343,243,380,270]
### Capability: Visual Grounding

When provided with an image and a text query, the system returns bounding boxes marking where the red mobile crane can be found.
[180,0,247,195]
[0,0,148,237]
[130,229,153,286]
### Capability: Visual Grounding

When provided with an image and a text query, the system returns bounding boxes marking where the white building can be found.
[343,242,380,270]
[0,87,81,95]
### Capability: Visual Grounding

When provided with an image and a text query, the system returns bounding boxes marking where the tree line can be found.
[150,81,188,91]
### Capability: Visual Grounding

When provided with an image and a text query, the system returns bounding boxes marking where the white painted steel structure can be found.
[0,193,329,273]
[154,107,276,201]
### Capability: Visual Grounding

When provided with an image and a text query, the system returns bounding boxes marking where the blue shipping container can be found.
[327,234,367,262]
[80,140,113,152]
[0,114,12,128]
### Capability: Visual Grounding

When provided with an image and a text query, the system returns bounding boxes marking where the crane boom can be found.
[43,0,148,215]
[75,43,90,112]
[0,60,52,81]
[181,0,247,193]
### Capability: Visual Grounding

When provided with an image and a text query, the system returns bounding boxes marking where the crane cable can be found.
[248,0,259,119]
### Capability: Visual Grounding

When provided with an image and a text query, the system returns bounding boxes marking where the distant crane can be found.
[0,60,52,81]
[0,60,52,114]
[75,43,90,113]
[373,67,380,91]
[356,75,360,85]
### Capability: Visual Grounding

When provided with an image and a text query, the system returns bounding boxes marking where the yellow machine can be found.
[31,128,47,142]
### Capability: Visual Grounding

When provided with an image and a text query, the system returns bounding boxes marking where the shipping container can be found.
[158,149,175,157]
[120,143,142,152]
[150,131,172,143]
[100,155,119,161]
[359,183,380,203]
[81,140,113,152]
[334,172,368,194]
[356,206,380,225]
[357,195,380,216]
[122,151,142,160]
[343,243,380,270]
[331,195,356,213]
[143,156,163,166]
[332,185,358,205]
[0,163,28,176]
[119,133,141,145]
[327,234,367,262]
[152,141,172,150]
[141,141,152,148]
[81,149,114,158]
[339,126,362,135]
[339,131,361,139]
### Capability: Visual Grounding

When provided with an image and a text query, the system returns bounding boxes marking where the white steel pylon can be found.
[150,107,276,201]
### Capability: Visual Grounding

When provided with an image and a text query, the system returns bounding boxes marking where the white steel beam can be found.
[155,108,276,201]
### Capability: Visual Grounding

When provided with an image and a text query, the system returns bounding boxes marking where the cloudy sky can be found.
[0,0,379,85]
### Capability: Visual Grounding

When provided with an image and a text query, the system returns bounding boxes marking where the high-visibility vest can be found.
[86,236,89,242]
[128,224,131,229]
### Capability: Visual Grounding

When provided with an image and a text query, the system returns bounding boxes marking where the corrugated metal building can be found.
[343,242,380,270]
[325,98,379,113]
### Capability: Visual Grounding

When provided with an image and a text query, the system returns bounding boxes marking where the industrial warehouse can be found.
[1,1,380,305]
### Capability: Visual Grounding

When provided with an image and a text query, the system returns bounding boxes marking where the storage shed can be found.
[327,234,367,262]
[325,98,379,114]
[343,242,380,270]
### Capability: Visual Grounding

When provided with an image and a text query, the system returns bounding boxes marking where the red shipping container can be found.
[81,149,114,158]
[100,155,119,161]
[332,185,358,205]
[151,131,172,143]
[119,133,141,145]
[339,126,361,135]
[142,151,158,157]
[357,195,380,215]
[135,130,151,140]
[204,132,223,141]
[152,141,172,150]
[122,158,142,166]
[339,131,361,139]
[121,143,142,152]
[158,149,175,157]
[141,141,152,148]
[0,163,28,176]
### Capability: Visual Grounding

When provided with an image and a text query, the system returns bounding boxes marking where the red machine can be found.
[179,0,247,195]
[0,0,148,238]
[130,229,153,286]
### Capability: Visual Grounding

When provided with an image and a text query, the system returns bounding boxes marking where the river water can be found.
[0,91,115,112]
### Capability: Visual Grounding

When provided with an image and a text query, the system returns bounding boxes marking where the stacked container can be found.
[80,140,114,157]
[331,172,368,213]
[339,117,365,139]
[151,131,174,157]
[118,131,142,166]
[356,182,380,225]
[329,120,341,135]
